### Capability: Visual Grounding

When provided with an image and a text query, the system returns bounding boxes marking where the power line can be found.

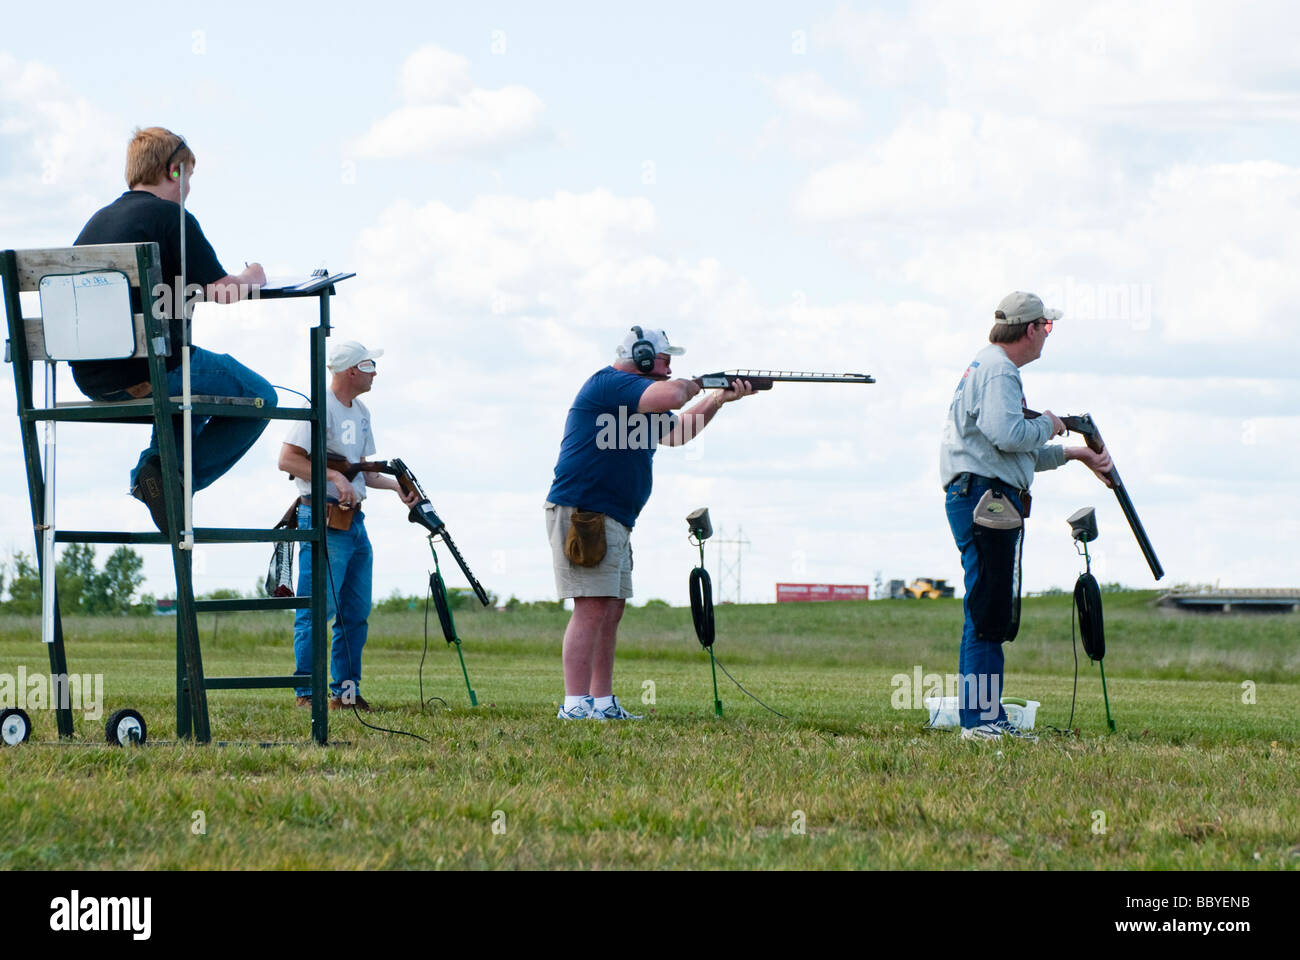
[713,526,750,605]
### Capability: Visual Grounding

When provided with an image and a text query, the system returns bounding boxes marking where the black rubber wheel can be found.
[0,707,32,746]
[105,708,147,747]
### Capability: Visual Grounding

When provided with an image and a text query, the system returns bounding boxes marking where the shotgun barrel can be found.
[389,458,492,607]
[316,457,493,605]
[692,370,875,390]
[1025,410,1164,581]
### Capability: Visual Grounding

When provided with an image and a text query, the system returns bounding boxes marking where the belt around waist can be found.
[947,473,1032,517]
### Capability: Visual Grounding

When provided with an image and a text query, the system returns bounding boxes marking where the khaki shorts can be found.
[544,502,633,599]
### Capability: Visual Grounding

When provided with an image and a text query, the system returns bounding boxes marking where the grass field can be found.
[1,593,1297,869]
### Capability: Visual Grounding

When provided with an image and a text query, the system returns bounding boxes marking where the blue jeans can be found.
[945,477,1023,728]
[93,347,278,490]
[293,505,373,699]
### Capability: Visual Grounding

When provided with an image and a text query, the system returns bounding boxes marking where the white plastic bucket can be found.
[1002,699,1040,730]
[924,696,1040,730]
[924,696,960,729]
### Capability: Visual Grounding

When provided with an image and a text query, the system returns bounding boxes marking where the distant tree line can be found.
[1031,582,1138,597]
[1,549,664,617]
[373,587,503,613]
[1,544,150,615]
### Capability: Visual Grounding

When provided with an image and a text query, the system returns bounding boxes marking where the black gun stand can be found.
[4,244,350,745]
[688,536,723,717]
[1075,538,1116,734]
[425,539,479,707]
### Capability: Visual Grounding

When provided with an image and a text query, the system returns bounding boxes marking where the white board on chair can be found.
[37,270,136,361]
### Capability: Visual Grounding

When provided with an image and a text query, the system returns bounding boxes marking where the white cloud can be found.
[400,45,473,102]
[353,45,547,160]
[0,53,122,244]
[815,1,1300,122]
[815,157,1300,353]
[765,72,861,125]
[353,189,679,330]
[793,108,1100,224]
[784,4,1300,358]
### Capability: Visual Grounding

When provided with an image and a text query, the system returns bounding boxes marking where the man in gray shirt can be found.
[940,292,1113,741]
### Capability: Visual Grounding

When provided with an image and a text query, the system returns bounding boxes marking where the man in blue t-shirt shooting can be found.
[545,327,757,720]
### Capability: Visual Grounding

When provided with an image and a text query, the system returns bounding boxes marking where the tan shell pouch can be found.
[326,502,356,532]
[565,509,607,567]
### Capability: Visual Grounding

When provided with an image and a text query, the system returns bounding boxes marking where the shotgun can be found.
[310,457,493,606]
[1025,410,1164,581]
[691,370,875,390]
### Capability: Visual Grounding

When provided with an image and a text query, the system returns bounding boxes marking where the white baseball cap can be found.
[327,340,384,371]
[994,291,1063,325]
[615,326,685,361]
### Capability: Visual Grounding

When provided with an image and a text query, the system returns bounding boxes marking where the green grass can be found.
[1,593,1297,869]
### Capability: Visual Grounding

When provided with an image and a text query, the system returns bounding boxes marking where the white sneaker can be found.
[960,723,1003,741]
[557,695,595,720]
[993,718,1038,742]
[589,695,642,721]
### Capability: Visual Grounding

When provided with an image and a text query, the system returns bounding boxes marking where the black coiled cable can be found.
[689,566,715,648]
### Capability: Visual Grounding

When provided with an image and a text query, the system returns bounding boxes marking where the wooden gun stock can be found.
[1025,409,1164,581]
[323,457,395,482]
[287,456,395,484]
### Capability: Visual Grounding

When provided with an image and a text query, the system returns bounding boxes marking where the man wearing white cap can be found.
[545,327,757,720]
[279,340,418,712]
[940,292,1114,741]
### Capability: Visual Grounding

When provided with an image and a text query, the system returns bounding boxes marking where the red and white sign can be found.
[775,583,870,603]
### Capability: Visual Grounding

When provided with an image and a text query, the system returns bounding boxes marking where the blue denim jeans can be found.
[293,505,373,699]
[945,477,1023,728]
[92,347,278,490]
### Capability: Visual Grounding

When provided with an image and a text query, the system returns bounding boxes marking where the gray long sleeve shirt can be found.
[939,344,1066,490]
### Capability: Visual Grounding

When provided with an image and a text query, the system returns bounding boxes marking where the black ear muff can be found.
[1074,571,1105,661]
[629,325,656,374]
[165,137,189,182]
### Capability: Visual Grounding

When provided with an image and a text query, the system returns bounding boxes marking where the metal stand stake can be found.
[428,539,478,707]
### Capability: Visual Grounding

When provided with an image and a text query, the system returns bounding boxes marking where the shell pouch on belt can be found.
[326,502,356,532]
[970,489,1023,643]
[565,509,607,567]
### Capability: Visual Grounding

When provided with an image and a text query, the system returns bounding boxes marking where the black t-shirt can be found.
[71,191,227,395]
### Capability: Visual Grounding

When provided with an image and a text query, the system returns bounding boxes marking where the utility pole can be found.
[713,526,750,604]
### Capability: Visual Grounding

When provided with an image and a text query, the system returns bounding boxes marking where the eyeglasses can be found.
[1033,318,1054,331]
[356,360,376,373]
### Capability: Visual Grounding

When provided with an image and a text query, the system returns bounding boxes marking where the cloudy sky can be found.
[2,1,1296,607]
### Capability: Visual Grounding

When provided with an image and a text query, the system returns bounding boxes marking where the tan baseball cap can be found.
[994,291,1063,325]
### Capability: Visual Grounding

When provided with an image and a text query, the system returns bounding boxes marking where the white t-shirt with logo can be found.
[285,389,377,501]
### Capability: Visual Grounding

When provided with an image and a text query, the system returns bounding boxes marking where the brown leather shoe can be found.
[131,458,171,537]
[328,695,374,712]
[295,696,312,708]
